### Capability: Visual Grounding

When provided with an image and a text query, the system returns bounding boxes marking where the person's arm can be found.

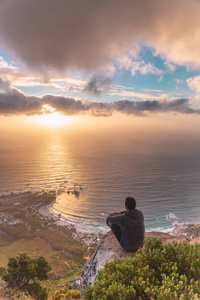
[112,210,126,216]
[106,214,124,227]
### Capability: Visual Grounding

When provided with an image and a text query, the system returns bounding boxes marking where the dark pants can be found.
[110,223,123,247]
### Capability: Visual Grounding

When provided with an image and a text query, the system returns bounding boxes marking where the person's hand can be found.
[108,222,112,228]
[113,212,120,216]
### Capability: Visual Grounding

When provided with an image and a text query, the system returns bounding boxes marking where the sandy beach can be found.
[38,201,108,246]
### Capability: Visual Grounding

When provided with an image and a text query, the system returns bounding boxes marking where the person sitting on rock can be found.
[106,197,144,252]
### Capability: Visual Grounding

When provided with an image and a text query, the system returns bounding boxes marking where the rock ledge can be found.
[67,229,198,290]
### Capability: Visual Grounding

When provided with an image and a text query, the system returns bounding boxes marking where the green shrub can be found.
[55,288,80,299]
[0,254,51,300]
[26,282,48,300]
[82,237,200,300]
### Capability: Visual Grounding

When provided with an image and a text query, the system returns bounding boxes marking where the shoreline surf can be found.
[1,190,199,238]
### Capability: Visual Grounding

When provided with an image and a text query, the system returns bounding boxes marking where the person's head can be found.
[125,197,136,210]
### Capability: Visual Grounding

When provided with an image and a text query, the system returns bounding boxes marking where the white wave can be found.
[145,226,174,233]
[166,213,179,224]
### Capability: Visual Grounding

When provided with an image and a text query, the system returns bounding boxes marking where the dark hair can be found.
[125,197,136,210]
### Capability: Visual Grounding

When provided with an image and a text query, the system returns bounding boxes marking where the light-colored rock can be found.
[66,277,82,290]
[172,224,200,238]
[81,230,129,289]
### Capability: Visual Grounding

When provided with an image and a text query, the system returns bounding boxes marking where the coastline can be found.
[38,195,192,237]
[1,190,200,242]
[38,202,108,245]
[36,192,200,244]
[39,197,175,237]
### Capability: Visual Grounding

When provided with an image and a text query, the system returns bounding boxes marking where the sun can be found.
[32,105,73,127]
[33,112,72,127]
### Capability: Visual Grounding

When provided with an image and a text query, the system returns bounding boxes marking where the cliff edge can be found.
[81,230,192,289]
[67,229,198,290]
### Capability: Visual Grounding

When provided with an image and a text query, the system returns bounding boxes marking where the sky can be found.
[0,0,200,133]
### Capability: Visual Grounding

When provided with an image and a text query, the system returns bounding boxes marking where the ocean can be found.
[0,129,200,232]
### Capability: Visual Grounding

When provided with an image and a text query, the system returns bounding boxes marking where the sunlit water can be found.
[0,130,200,232]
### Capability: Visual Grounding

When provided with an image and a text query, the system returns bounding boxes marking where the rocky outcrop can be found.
[66,277,82,290]
[67,229,197,290]
[81,230,191,289]
[81,230,129,289]
[172,224,200,239]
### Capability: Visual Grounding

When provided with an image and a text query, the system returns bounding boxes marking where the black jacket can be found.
[106,209,144,252]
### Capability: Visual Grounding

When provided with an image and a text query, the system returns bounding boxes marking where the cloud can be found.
[113,98,197,116]
[0,88,42,115]
[83,74,112,95]
[0,82,199,116]
[117,57,163,76]
[108,89,158,100]
[0,57,88,93]
[187,76,200,93]
[0,56,17,70]
[175,79,184,85]
[131,61,163,76]
[43,95,90,116]
[164,61,176,72]
[1,0,200,72]
[0,59,114,96]
[0,77,11,92]
[142,88,166,93]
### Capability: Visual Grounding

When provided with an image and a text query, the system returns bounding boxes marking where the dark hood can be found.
[126,209,141,218]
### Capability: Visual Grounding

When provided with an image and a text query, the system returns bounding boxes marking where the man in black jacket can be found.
[106,197,144,252]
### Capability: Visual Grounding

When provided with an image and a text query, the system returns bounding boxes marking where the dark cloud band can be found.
[0,86,199,117]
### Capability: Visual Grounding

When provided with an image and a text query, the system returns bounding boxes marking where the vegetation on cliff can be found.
[0,254,51,300]
[82,237,200,300]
